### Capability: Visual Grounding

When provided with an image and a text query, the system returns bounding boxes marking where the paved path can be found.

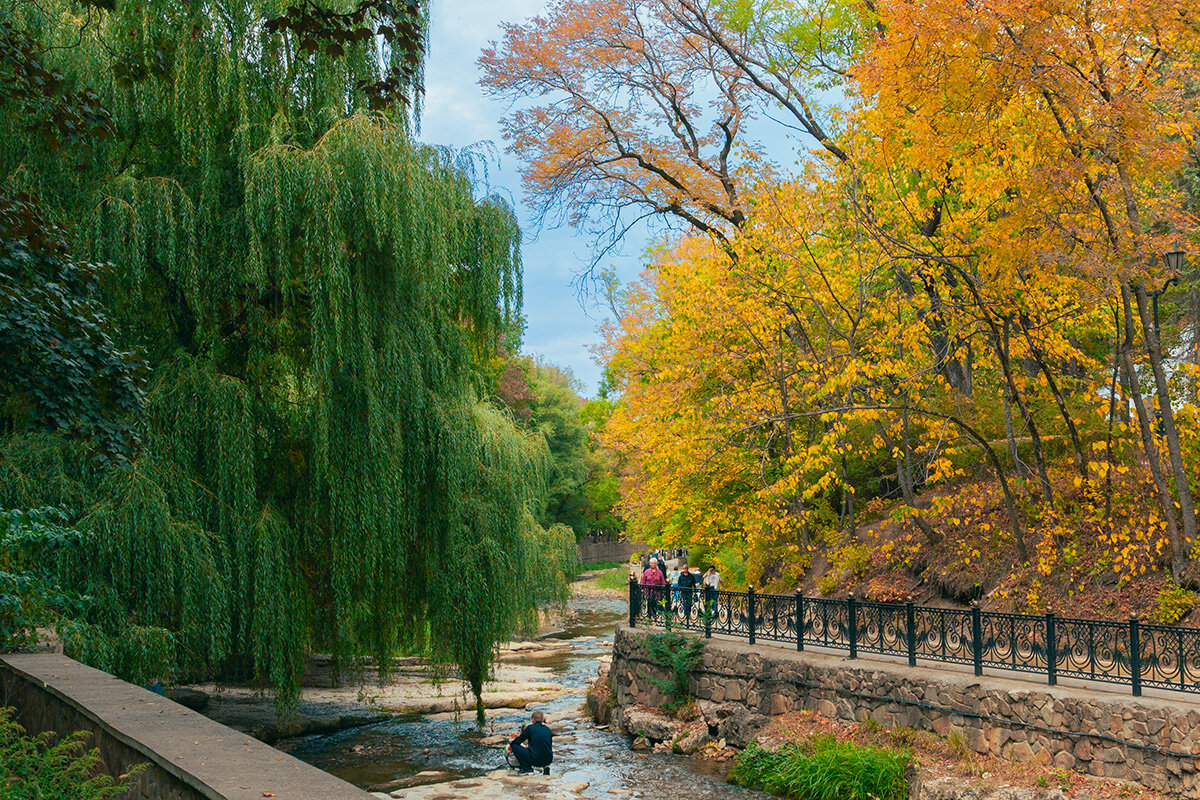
[2,653,374,800]
[632,622,1200,711]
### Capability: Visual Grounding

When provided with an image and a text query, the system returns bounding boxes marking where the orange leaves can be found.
[480,0,765,253]
[854,0,1200,284]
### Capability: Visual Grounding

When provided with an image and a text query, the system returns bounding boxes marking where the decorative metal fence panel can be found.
[627,580,1200,697]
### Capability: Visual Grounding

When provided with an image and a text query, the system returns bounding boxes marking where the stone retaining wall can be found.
[611,625,1200,797]
[0,652,373,800]
[577,540,646,565]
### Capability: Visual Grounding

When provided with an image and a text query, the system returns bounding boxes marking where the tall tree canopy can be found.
[563,0,1200,599]
[0,0,570,716]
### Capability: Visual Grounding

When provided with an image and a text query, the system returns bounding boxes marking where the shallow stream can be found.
[277,582,766,800]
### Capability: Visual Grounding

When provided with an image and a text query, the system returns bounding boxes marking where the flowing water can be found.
[277,581,766,800]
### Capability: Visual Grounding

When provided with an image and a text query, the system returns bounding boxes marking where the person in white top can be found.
[703,566,720,591]
[702,566,720,618]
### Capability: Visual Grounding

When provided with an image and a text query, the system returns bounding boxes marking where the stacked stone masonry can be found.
[576,540,647,565]
[611,624,1200,797]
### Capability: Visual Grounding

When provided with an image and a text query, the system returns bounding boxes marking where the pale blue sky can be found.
[418,2,648,397]
[418,3,807,396]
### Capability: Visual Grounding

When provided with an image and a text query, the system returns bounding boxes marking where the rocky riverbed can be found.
[184,569,1158,800]
[185,573,767,800]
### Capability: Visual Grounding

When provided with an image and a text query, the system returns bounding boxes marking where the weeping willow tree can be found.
[0,0,570,716]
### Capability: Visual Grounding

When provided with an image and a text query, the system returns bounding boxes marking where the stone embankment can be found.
[609,624,1200,798]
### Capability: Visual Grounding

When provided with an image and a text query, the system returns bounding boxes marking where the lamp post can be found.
[1151,250,1186,339]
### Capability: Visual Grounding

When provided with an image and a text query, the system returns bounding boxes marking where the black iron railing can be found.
[627,579,1200,697]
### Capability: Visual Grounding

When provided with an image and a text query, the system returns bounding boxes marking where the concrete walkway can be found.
[632,621,1200,711]
[2,653,374,800]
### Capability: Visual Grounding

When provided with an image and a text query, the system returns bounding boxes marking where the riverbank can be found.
[181,573,762,800]
[184,646,582,742]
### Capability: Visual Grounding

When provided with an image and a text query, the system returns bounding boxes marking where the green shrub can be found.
[686,543,713,570]
[729,738,910,800]
[830,542,873,580]
[1148,584,1197,624]
[714,545,748,588]
[638,632,705,713]
[0,706,143,800]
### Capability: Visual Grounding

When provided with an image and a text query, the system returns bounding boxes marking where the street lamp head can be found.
[1162,249,1187,273]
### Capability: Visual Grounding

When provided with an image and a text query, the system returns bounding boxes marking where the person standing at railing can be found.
[677,562,698,621]
[703,565,721,618]
[641,557,666,620]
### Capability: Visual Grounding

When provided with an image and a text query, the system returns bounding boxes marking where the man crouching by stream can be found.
[507,710,553,775]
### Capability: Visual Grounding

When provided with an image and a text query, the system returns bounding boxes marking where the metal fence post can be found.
[664,585,672,632]
[796,590,805,652]
[747,586,757,646]
[629,577,638,628]
[971,603,983,677]
[1130,616,1142,697]
[906,598,917,667]
[848,594,858,659]
[1045,610,1057,687]
[704,586,713,638]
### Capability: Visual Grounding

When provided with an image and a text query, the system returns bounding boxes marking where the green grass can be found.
[592,566,633,591]
[580,560,629,571]
[729,736,910,800]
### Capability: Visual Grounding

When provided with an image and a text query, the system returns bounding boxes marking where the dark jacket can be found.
[677,569,698,590]
[513,721,553,766]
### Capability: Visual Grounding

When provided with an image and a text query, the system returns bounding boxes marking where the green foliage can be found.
[0,18,114,154]
[714,545,749,588]
[0,240,144,462]
[529,362,591,533]
[0,507,179,685]
[637,631,705,712]
[686,543,714,570]
[0,706,142,800]
[580,397,624,537]
[0,507,85,651]
[832,543,873,578]
[729,737,911,800]
[0,0,569,714]
[1148,584,1197,624]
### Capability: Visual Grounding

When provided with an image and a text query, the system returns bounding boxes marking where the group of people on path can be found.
[635,549,720,620]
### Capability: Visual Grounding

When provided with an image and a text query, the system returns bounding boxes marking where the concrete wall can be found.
[0,653,374,800]
[612,625,1200,797]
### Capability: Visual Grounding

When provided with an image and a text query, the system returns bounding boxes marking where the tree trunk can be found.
[1002,320,1028,479]
[1017,315,1088,481]
[1104,307,1121,517]
[875,416,942,546]
[1132,281,1197,568]
[992,322,1053,504]
[1120,284,1184,575]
